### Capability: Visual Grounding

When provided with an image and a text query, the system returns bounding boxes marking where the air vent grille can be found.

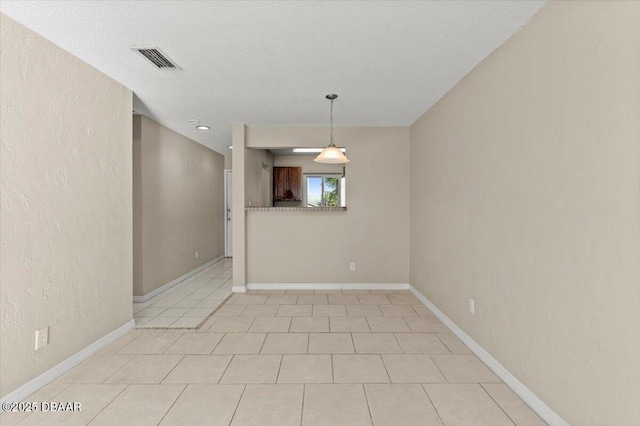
[131,47,180,70]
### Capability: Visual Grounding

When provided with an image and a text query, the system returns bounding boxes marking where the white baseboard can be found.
[133,255,225,303]
[0,319,135,409]
[408,285,568,426]
[247,283,410,291]
[232,286,247,293]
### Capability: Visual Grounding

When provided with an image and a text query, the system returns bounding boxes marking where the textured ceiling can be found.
[0,1,546,154]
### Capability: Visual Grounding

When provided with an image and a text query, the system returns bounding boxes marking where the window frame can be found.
[303,173,343,207]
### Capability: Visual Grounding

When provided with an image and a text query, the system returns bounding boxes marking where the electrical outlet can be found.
[469,299,475,315]
[35,327,49,350]
[350,262,356,271]
[195,251,199,259]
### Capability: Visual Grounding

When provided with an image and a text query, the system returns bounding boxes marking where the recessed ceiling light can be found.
[196,125,210,130]
[293,148,345,153]
[228,146,233,149]
[188,119,199,124]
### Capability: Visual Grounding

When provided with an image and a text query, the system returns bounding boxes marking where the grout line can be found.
[331,354,335,383]
[390,331,404,354]
[349,332,357,355]
[217,353,234,384]
[246,316,257,333]
[300,384,305,426]
[113,332,143,355]
[421,383,446,425]
[434,332,453,354]
[257,333,268,354]
[101,354,138,383]
[378,353,392,384]
[364,316,373,332]
[228,384,247,425]
[12,380,72,425]
[399,316,411,332]
[162,334,182,354]
[156,384,188,425]
[362,383,375,425]
[428,354,449,383]
[43,383,70,401]
[209,332,226,354]
[275,354,284,384]
[480,383,519,426]
[85,382,130,424]
[158,354,186,384]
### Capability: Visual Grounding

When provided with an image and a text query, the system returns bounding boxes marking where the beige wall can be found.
[231,124,246,287]
[0,15,132,397]
[133,115,225,296]
[246,127,410,284]
[244,148,273,207]
[132,117,143,296]
[273,155,343,207]
[409,2,640,425]
[224,154,232,170]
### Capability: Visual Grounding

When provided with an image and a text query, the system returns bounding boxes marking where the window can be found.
[304,174,345,207]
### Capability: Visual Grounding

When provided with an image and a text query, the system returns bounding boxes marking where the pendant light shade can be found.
[314,94,350,164]
[314,146,350,163]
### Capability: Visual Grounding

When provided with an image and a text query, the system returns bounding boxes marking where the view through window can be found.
[305,175,344,207]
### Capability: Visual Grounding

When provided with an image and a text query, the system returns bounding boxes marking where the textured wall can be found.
[409,2,640,424]
[0,15,132,397]
[133,116,225,296]
[133,116,143,297]
[246,127,410,284]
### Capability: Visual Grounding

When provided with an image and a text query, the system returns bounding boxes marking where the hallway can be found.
[133,259,233,329]
[3,290,543,425]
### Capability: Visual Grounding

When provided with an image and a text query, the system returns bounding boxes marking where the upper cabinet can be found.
[273,166,302,201]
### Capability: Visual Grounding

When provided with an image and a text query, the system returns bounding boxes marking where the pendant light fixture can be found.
[314,94,350,164]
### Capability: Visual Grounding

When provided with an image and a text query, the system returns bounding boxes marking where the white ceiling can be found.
[0,1,546,154]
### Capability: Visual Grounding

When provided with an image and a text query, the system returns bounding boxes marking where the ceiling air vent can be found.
[131,47,181,70]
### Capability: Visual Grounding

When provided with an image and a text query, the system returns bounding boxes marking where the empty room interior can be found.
[1,1,639,425]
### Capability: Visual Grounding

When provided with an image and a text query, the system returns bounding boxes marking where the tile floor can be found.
[2,289,546,426]
[133,258,232,329]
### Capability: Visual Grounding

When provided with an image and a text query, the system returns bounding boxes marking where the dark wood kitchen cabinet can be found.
[273,167,302,201]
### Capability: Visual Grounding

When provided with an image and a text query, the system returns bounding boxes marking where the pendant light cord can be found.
[329,97,335,147]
